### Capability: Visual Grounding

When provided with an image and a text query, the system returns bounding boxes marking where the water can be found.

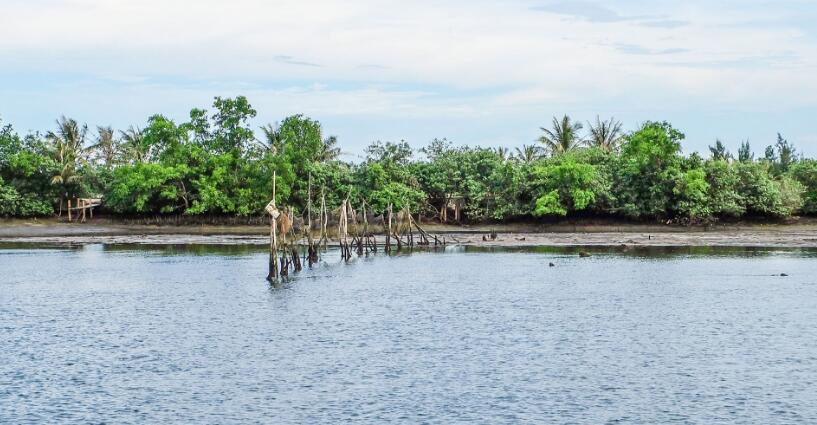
[2,244,817,424]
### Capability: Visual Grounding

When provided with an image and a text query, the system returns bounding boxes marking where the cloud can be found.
[531,1,688,28]
[613,44,689,56]
[530,1,628,23]
[639,19,688,29]
[273,55,321,67]
[1,0,817,155]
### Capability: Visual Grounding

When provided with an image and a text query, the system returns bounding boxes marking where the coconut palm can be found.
[538,115,585,156]
[317,135,342,162]
[46,116,89,213]
[587,116,623,152]
[119,126,148,163]
[91,126,118,167]
[514,144,545,163]
[258,123,283,154]
[495,147,510,161]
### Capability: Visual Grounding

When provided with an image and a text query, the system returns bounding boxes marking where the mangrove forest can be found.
[1,96,816,224]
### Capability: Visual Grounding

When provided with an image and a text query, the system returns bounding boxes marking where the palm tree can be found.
[91,126,118,167]
[258,123,283,154]
[495,147,510,161]
[587,116,623,152]
[514,144,545,163]
[119,126,147,163]
[316,135,342,162]
[538,115,585,156]
[46,116,89,214]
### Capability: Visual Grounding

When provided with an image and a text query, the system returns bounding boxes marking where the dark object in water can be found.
[579,251,591,258]
[549,262,555,267]
[482,235,488,241]
[517,237,526,241]
[780,273,789,277]
[489,230,497,240]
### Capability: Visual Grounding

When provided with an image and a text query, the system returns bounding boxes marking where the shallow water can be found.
[2,244,817,424]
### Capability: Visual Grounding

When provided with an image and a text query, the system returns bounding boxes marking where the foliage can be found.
[538,115,585,156]
[614,121,683,218]
[532,155,605,217]
[1,102,813,224]
[789,160,817,214]
[587,116,623,152]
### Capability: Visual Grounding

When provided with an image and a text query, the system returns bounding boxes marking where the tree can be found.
[738,140,753,162]
[365,140,413,165]
[673,168,710,220]
[317,135,342,162]
[258,123,282,154]
[119,126,149,163]
[708,139,731,161]
[91,126,119,167]
[514,144,545,163]
[774,133,797,173]
[532,156,604,217]
[704,160,744,218]
[587,116,623,152]
[495,147,510,162]
[538,115,585,156]
[46,116,89,210]
[614,121,684,218]
[210,96,257,155]
[789,160,817,214]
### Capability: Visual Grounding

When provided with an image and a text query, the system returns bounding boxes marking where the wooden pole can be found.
[268,171,279,282]
[67,199,72,222]
[386,204,392,252]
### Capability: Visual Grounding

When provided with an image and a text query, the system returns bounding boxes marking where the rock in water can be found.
[549,262,555,267]
[781,273,789,277]
[579,251,591,258]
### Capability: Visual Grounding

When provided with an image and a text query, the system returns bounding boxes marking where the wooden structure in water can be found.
[265,181,445,283]
[66,198,102,222]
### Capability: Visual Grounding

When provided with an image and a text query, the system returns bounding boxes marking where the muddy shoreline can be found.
[3,220,817,248]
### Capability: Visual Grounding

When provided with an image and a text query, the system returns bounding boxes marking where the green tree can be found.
[91,126,119,167]
[737,140,753,162]
[789,160,817,214]
[532,156,603,217]
[119,126,149,163]
[46,116,89,210]
[613,121,684,218]
[514,144,545,163]
[703,160,744,218]
[538,115,585,156]
[708,139,731,161]
[587,116,623,152]
[673,168,710,220]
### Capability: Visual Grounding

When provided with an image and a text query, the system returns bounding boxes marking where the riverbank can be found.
[3,218,817,248]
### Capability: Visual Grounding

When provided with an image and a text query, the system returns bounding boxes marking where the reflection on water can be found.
[2,243,817,423]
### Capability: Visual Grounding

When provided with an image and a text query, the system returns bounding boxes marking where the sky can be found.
[1,0,817,158]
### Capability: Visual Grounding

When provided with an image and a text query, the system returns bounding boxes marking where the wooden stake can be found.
[268,171,279,282]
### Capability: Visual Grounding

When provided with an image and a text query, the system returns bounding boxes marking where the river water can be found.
[2,244,816,424]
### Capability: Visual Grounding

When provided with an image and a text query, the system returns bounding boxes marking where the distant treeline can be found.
[1,96,816,223]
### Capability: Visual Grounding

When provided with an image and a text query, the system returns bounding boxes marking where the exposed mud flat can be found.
[2,221,817,248]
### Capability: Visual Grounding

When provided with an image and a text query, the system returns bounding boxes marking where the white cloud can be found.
[1,0,817,153]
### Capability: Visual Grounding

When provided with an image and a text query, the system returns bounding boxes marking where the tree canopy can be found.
[0,104,814,224]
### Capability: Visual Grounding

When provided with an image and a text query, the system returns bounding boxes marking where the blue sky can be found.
[1,0,816,158]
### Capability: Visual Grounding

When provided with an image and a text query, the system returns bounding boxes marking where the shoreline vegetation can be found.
[3,96,817,231]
